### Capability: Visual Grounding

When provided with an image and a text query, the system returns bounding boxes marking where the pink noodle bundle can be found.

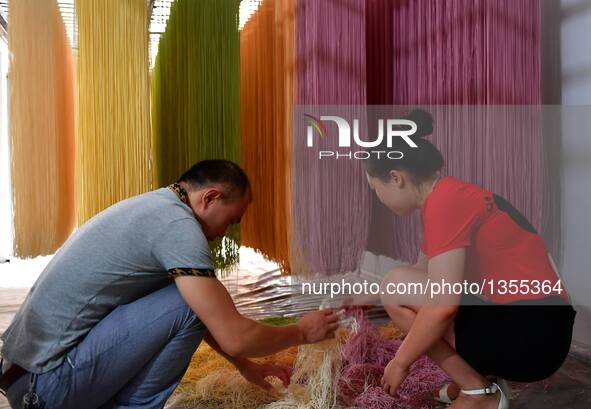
[341,309,383,365]
[339,310,450,408]
[339,363,384,403]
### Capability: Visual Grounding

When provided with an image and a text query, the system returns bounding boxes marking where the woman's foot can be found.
[448,391,501,409]
[448,383,508,409]
[433,382,459,403]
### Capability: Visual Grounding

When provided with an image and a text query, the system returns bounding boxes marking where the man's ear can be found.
[203,188,223,207]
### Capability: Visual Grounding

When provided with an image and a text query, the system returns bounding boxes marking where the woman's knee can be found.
[380,266,428,307]
[380,266,404,304]
[383,303,419,335]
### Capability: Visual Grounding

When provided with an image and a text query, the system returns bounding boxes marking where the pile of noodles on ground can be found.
[176,312,449,409]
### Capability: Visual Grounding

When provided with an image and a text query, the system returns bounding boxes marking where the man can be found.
[0,159,338,409]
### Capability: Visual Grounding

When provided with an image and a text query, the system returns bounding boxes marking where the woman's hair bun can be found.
[364,108,443,182]
[406,109,433,139]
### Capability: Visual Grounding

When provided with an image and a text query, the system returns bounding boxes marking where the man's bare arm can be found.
[175,276,338,358]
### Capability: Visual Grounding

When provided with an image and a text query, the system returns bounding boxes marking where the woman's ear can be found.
[388,169,404,188]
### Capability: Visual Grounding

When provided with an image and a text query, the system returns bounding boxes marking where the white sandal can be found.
[496,377,510,398]
[460,382,510,409]
[435,378,510,406]
[434,383,454,404]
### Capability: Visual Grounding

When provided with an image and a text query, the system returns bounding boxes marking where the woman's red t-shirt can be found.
[420,176,567,303]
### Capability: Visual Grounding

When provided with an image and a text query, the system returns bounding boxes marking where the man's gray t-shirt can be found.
[0,187,214,373]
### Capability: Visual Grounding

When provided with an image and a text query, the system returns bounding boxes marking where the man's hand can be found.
[237,360,292,392]
[176,276,338,357]
[296,309,339,343]
[381,358,410,397]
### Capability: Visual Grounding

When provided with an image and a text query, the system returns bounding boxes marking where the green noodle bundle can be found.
[151,0,241,271]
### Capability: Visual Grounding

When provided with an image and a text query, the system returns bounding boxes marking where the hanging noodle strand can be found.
[75,0,152,225]
[9,0,75,257]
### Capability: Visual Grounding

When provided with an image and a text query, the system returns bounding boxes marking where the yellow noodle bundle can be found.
[75,0,152,225]
[179,337,344,409]
[378,322,402,340]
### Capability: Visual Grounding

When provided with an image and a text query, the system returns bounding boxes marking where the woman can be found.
[364,110,576,409]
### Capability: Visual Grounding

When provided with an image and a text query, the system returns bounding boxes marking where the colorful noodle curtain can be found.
[365,0,544,263]
[151,0,241,270]
[292,0,370,275]
[8,0,75,257]
[240,0,294,272]
[76,0,152,225]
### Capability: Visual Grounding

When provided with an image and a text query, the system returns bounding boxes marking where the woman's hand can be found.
[237,359,292,391]
[381,358,410,396]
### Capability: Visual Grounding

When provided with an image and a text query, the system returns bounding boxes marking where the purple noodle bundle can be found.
[339,310,450,408]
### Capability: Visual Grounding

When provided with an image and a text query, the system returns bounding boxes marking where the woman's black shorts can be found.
[454,295,577,382]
